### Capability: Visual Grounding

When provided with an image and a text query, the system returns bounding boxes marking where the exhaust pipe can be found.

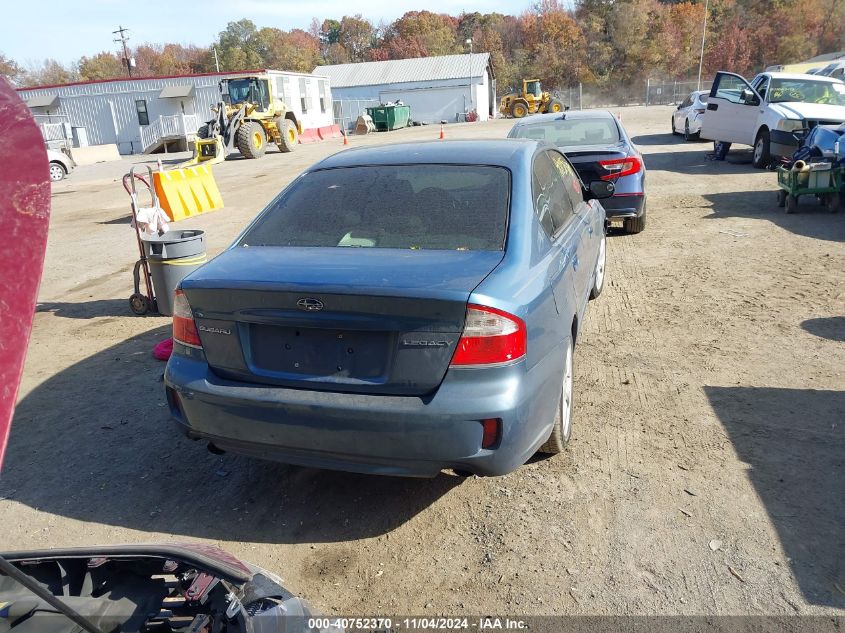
[207,442,226,455]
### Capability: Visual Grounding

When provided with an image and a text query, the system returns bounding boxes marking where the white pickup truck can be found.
[700,71,845,168]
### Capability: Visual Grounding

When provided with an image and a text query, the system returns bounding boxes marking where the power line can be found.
[113,25,133,78]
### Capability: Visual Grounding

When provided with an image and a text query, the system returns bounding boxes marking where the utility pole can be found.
[212,46,220,72]
[697,0,710,91]
[113,25,132,77]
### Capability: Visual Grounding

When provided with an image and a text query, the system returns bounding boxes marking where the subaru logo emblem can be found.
[297,298,324,311]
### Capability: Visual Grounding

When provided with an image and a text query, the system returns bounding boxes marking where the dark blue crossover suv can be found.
[164,140,611,477]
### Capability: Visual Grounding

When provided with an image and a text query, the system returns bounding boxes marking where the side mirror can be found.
[740,88,758,105]
[587,180,615,200]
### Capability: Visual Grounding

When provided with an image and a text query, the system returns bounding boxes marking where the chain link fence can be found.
[548,79,713,111]
[333,99,381,133]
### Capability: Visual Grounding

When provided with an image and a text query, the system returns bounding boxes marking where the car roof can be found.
[762,71,843,82]
[511,110,616,127]
[314,139,542,170]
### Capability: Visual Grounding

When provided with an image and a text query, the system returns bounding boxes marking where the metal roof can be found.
[316,53,492,89]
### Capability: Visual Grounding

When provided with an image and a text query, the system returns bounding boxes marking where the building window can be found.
[135,99,149,126]
[299,78,308,114]
[318,79,327,114]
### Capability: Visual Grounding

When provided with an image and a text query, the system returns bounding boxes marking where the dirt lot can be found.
[2,106,843,616]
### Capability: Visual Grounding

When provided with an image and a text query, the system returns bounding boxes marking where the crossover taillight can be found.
[173,289,202,349]
[599,156,642,180]
[450,304,526,367]
[694,108,706,114]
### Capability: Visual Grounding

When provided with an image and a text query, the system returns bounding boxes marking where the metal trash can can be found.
[142,229,207,316]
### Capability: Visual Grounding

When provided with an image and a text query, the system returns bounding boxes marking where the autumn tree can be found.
[215,19,263,71]
[0,52,23,85]
[339,15,376,63]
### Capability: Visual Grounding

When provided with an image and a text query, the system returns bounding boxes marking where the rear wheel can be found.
[623,203,647,234]
[684,120,695,142]
[776,190,787,207]
[277,119,299,153]
[539,337,574,454]
[197,124,210,139]
[825,192,840,213]
[236,122,267,159]
[752,129,771,169]
[511,100,529,118]
[785,194,798,214]
[589,231,606,300]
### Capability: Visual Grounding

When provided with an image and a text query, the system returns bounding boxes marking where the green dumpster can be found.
[366,104,411,131]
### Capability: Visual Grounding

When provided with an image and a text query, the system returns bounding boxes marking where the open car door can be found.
[700,72,761,146]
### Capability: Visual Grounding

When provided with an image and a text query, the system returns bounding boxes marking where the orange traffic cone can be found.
[439,124,445,140]
[343,133,349,146]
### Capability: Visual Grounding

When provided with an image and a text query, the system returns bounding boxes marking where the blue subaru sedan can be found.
[164,140,611,477]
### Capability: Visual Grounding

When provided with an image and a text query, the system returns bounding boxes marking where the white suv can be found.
[700,71,845,168]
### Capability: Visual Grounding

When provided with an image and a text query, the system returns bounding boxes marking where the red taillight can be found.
[599,156,642,180]
[694,108,706,114]
[481,418,501,449]
[173,289,202,349]
[450,304,526,367]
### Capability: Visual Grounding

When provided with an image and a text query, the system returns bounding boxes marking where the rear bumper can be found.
[602,193,646,218]
[164,343,565,477]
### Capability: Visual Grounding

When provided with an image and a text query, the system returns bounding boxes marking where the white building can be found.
[18,69,334,155]
[318,54,495,128]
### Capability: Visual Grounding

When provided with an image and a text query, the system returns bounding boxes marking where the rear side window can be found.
[548,150,585,212]
[239,165,510,251]
[697,93,709,103]
[513,118,620,147]
[532,151,574,238]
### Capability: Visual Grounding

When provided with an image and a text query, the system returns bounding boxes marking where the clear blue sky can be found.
[1,0,529,67]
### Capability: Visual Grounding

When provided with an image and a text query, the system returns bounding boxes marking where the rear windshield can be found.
[512,118,620,147]
[238,164,510,251]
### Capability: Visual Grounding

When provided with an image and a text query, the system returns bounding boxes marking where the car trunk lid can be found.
[563,144,631,183]
[181,247,504,396]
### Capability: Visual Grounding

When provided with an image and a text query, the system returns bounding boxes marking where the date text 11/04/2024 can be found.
[307,617,528,630]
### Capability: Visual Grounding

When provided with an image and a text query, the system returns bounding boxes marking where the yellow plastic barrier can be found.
[153,165,224,222]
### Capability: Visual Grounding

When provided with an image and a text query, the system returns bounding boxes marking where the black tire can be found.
[277,118,298,153]
[511,100,529,118]
[236,121,267,159]
[752,129,771,169]
[546,98,564,114]
[623,203,647,234]
[671,117,678,135]
[785,194,798,214]
[684,120,696,142]
[825,192,840,213]
[589,231,606,300]
[49,162,66,182]
[129,293,151,315]
[539,337,574,454]
[776,190,787,207]
[197,124,210,139]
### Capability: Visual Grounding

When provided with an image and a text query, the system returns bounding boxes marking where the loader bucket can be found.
[179,136,226,168]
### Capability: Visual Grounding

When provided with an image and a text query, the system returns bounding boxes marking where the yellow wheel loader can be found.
[499,79,566,119]
[182,75,300,167]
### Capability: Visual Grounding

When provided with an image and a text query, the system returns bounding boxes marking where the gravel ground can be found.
[2,106,843,616]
